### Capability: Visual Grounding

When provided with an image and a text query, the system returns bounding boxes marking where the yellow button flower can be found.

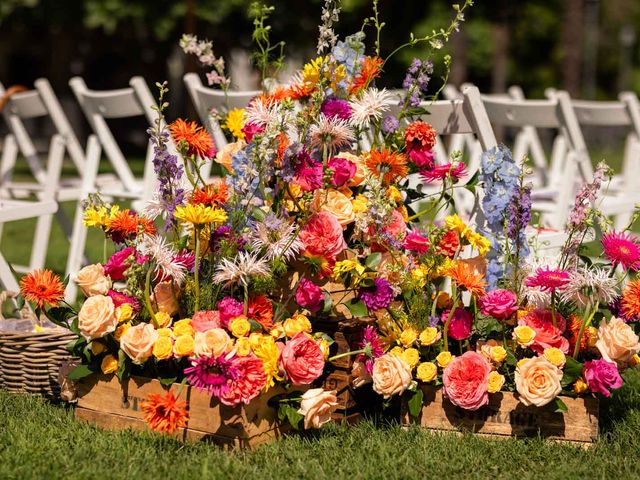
[543,347,566,368]
[229,315,251,338]
[487,371,505,393]
[401,348,420,369]
[419,327,441,347]
[416,362,438,382]
[153,336,174,360]
[173,335,195,357]
[101,354,118,374]
[513,325,536,347]
[436,351,454,368]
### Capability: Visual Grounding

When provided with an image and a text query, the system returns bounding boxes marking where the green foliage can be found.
[406,388,424,418]
[249,2,285,86]
[346,299,368,317]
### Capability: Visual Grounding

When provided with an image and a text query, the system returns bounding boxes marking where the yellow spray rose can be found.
[389,346,404,357]
[173,319,195,338]
[173,335,195,357]
[416,362,437,382]
[490,346,507,364]
[114,322,131,342]
[154,311,172,329]
[153,336,174,360]
[436,351,454,368]
[229,316,251,338]
[283,314,312,337]
[419,327,442,347]
[513,325,536,347]
[401,348,420,369]
[487,371,505,393]
[116,303,134,323]
[157,327,173,338]
[543,347,566,368]
[270,323,286,339]
[399,328,419,348]
[234,337,252,356]
[574,378,588,394]
[101,355,118,375]
[90,341,106,355]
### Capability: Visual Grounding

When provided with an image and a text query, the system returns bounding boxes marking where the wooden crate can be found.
[401,386,599,445]
[75,374,302,448]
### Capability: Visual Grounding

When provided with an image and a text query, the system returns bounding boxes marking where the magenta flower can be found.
[525,267,570,292]
[601,231,640,270]
[358,278,394,311]
[103,247,144,281]
[583,359,623,397]
[295,161,323,192]
[479,289,518,320]
[295,277,324,312]
[404,229,430,254]
[217,296,244,327]
[107,289,140,312]
[420,162,467,183]
[320,98,352,120]
[442,308,473,341]
[357,326,384,375]
[327,156,357,188]
[408,148,435,169]
[241,122,264,142]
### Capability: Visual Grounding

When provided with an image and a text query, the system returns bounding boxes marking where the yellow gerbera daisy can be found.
[224,108,246,140]
[174,204,227,225]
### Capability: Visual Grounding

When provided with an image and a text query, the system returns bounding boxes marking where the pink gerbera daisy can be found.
[601,231,640,270]
[420,162,467,183]
[525,267,570,292]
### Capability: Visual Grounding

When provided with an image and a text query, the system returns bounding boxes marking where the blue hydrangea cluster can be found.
[332,32,366,77]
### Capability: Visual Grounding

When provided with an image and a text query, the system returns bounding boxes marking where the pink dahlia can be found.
[525,267,570,292]
[601,231,640,270]
[420,162,467,183]
[404,229,430,254]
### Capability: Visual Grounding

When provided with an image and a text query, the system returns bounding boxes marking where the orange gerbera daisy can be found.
[107,209,156,242]
[190,181,228,207]
[622,279,640,319]
[141,390,189,434]
[169,119,216,159]
[286,82,316,100]
[276,131,290,166]
[20,269,65,308]
[365,147,408,184]
[444,261,487,297]
[350,56,384,95]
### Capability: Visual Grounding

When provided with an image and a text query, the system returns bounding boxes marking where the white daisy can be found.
[349,88,396,129]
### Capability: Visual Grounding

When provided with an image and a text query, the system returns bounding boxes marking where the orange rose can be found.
[214,140,245,173]
[312,189,355,226]
[297,388,339,429]
[120,323,158,364]
[372,354,412,398]
[515,356,562,407]
[78,295,118,340]
[75,264,111,297]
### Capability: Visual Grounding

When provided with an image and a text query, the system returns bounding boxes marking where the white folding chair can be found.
[0,134,64,289]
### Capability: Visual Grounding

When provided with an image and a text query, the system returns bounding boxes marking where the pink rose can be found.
[408,148,435,169]
[241,121,264,143]
[280,333,325,385]
[384,209,407,240]
[479,289,518,321]
[583,359,623,397]
[442,351,491,410]
[404,229,430,254]
[298,211,347,261]
[217,297,244,327]
[191,310,222,332]
[107,290,140,311]
[518,309,569,354]
[442,308,473,341]
[295,277,324,312]
[103,247,144,281]
[327,157,357,188]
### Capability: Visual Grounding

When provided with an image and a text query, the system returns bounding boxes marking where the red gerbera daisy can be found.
[20,269,65,308]
[525,267,570,292]
[169,119,216,159]
[601,231,640,270]
[107,210,156,243]
[421,162,467,183]
[141,390,189,434]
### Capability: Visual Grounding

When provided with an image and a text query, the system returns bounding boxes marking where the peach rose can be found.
[297,388,339,429]
[153,281,179,316]
[515,356,562,407]
[312,189,355,226]
[372,354,412,398]
[596,316,640,366]
[78,295,118,340]
[351,359,372,388]
[120,323,159,365]
[75,264,111,297]
[214,140,246,173]
[194,328,231,357]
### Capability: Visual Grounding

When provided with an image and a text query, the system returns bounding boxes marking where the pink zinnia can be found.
[420,162,467,183]
[525,267,570,292]
[217,297,244,327]
[601,231,640,270]
[357,326,385,375]
[404,229,430,254]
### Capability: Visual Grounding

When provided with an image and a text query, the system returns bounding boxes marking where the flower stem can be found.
[551,291,557,329]
[194,227,201,312]
[243,284,249,317]
[442,289,458,352]
[573,301,599,359]
[144,267,156,323]
[328,348,366,363]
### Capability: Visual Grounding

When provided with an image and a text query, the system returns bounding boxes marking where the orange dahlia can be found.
[169,119,216,159]
[248,295,274,330]
[190,181,228,207]
[20,269,65,308]
[141,390,189,434]
[107,210,156,242]
[350,56,384,94]
[622,279,640,319]
[365,147,408,184]
[405,121,437,150]
[444,261,487,297]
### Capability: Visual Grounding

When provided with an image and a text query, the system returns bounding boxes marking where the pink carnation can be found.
[583,359,623,397]
[295,161,323,192]
[298,211,347,261]
[327,157,357,188]
[518,309,569,354]
[103,247,144,281]
[217,297,244,327]
[191,310,222,332]
[404,229,430,254]
[479,289,518,320]
[295,277,324,312]
[442,308,473,341]
[280,333,325,385]
[443,351,491,410]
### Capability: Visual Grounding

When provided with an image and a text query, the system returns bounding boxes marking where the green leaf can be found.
[285,405,304,430]
[44,306,75,330]
[248,319,263,333]
[67,364,94,381]
[346,299,368,318]
[553,397,568,413]
[322,292,333,314]
[505,349,517,367]
[464,170,480,192]
[117,349,128,381]
[407,388,424,418]
[365,252,382,270]
[561,356,583,387]
[158,376,177,386]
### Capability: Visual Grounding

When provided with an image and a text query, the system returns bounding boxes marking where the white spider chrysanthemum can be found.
[137,235,187,285]
[248,219,302,261]
[523,286,552,309]
[308,114,355,149]
[245,101,282,127]
[213,252,270,287]
[141,195,164,221]
[560,267,617,308]
[349,88,396,129]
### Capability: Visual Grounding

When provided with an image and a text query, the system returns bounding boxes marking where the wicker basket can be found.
[0,329,77,399]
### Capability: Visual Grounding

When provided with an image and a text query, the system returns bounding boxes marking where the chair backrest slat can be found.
[481,96,561,129]
[571,100,631,127]
[5,91,48,118]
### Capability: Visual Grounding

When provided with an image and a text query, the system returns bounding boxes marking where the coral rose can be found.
[78,295,118,340]
[194,328,231,357]
[120,323,159,365]
[191,310,222,332]
[515,356,563,407]
[518,309,569,354]
[280,333,325,384]
[595,316,640,366]
[442,351,491,410]
[371,354,412,399]
[479,289,518,320]
[75,264,111,297]
[298,211,347,261]
[297,388,339,429]
[583,359,623,397]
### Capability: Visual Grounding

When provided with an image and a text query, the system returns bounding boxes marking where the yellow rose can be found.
[173,318,195,338]
[270,323,286,339]
[574,378,588,394]
[153,336,174,360]
[234,337,252,356]
[78,295,118,340]
[116,304,134,323]
[173,335,195,357]
[399,328,418,348]
[249,332,265,349]
[101,355,118,375]
[595,316,640,366]
[114,322,130,341]
[401,348,420,368]
[515,356,562,407]
[490,346,507,364]
[120,323,158,364]
[317,338,331,359]
[517,358,531,369]
[75,264,111,297]
[416,362,437,382]
[154,311,172,329]
[419,327,442,347]
[513,325,536,347]
[283,314,312,337]
[543,347,566,368]
[157,327,173,338]
[351,194,368,214]
[90,341,106,355]
[194,328,231,357]
[372,354,412,399]
[229,316,251,338]
[436,351,454,368]
[389,346,404,357]
[312,189,355,226]
[487,371,505,393]
[153,281,179,316]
